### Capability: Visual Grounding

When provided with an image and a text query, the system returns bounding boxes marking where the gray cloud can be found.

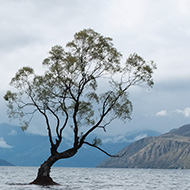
[1,0,190,135]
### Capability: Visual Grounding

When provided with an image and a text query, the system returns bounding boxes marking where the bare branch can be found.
[98,116,118,131]
[28,93,55,149]
[59,109,69,139]
[83,141,120,157]
[46,105,60,138]
[98,126,106,132]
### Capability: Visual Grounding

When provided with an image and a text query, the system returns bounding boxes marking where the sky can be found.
[0,0,190,137]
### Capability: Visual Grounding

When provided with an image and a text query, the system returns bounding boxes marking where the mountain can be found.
[0,123,50,166]
[0,159,14,166]
[0,123,160,167]
[98,124,190,169]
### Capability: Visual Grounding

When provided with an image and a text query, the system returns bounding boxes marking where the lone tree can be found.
[4,29,156,185]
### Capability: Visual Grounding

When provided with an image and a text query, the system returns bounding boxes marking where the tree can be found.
[4,29,156,185]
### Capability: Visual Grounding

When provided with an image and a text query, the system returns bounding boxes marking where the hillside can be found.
[98,124,190,169]
[0,159,14,166]
[0,123,160,167]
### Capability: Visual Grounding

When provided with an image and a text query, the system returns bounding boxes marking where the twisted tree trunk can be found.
[30,148,77,185]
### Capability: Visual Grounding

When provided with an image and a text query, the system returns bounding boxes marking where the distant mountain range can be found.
[0,123,160,167]
[98,124,190,169]
[0,159,14,166]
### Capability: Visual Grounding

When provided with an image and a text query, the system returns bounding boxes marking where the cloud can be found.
[177,0,190,16]
[0,138,12,148]
[1,0,190,136]
[156,107,190,118]
[8,129,18,136]
[105,0,146,31]
[102,135,128,144]
[134,134,148,141]
[102,133,148,144]
[176,107,190,117]
[156,110,169,117]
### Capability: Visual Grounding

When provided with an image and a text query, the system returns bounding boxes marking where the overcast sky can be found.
[0,0,190,137]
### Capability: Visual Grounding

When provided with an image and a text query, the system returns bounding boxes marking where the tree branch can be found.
[59,110,69,139]
[83,141,120,157]
[72,73,94,148]
[78,85,131,148]
[28,92,55,150]
[46,106,60,139]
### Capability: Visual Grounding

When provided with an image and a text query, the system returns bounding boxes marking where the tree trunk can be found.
[30,148,77,186]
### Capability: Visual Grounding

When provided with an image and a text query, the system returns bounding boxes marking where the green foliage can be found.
[4,91,17,101]
[124,53,157,87]
[4,28,156,148]
[10,67,34,88]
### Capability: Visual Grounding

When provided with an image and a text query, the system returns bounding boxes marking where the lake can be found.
[0,167,190,189]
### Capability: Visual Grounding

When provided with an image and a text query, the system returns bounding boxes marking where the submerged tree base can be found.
[30,176,60,186]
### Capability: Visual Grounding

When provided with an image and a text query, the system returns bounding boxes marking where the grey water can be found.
[0,167,190,190]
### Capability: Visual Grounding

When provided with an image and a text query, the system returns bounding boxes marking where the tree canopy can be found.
[4,28,156,185]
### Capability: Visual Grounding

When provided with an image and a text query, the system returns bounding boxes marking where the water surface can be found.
[0,167,190,189]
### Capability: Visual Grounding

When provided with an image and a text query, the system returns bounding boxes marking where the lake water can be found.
[0,167,190,190]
